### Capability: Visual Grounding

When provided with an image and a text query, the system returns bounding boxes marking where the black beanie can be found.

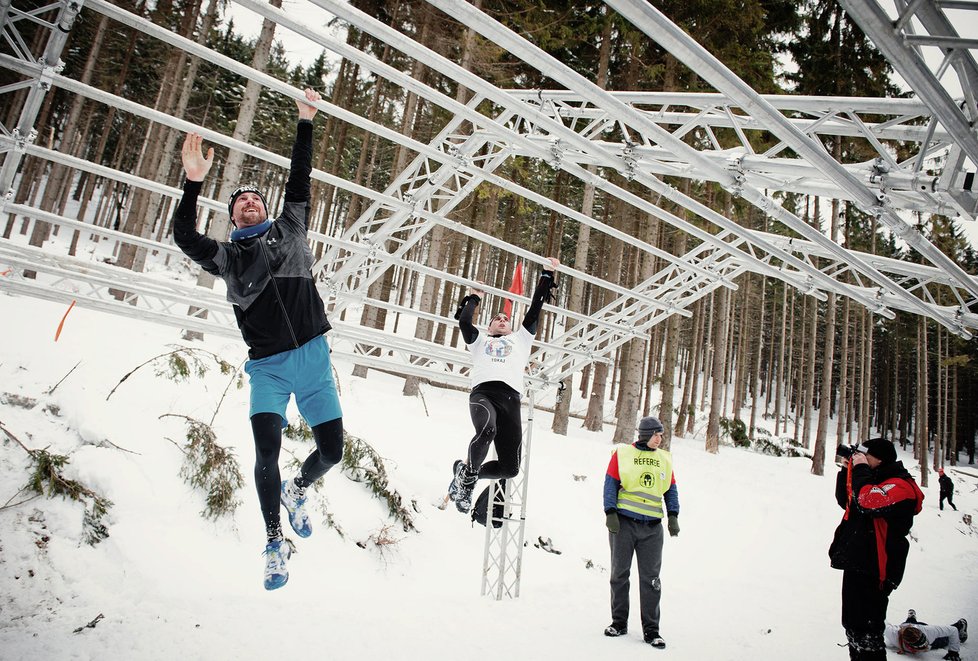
[227,185,269,224]
[637,416,664,440]
[859,437,897,464]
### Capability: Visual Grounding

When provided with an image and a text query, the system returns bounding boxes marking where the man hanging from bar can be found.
[174,88,343,591]
[447,256,559,513]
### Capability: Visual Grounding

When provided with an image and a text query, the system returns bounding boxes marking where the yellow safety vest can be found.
[615,444,674,520]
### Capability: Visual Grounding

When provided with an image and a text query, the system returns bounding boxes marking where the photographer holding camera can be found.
[830,438,924,660]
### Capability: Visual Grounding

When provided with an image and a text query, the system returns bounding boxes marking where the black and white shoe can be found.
[448,460,478,513]
[645,633,666,649]
[604,624,627,637]
[455,470,478,513]
[448,460,465,502]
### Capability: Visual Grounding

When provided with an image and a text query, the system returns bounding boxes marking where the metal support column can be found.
[481,390,535,599]
[0,0,82,199]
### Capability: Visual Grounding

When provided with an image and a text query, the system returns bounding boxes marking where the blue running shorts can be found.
[244,335,342,427]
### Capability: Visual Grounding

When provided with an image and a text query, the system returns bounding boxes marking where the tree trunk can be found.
[584,207,621,432]
[836,296,851,443]
[552,8,611,435]
[813,195,841,475]
[613,209,657,445]
[705,286,731,454]
[773,284,788,437]
[917,316,929,488]
[749,273,767,442]
[675,298,704,437]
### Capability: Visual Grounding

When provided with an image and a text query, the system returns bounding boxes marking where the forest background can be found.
[3,0,978,487]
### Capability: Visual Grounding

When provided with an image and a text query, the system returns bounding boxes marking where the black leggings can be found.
[467,386,522,480]
[252,413,344,535]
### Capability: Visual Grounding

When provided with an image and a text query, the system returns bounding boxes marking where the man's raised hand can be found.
[181,133,213,182]
[296,87,322,121]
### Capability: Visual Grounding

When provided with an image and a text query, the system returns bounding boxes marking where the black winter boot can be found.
[644,632,666,649]
[954,618,968,643]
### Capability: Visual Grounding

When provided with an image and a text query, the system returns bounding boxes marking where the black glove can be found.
[453,294,479,320]
[605,512,620,534]
[540,272,557,303]
[943,651,960,661]
[667,514,680,537]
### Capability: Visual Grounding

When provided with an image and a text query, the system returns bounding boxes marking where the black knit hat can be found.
[227,185,269,225]
[859,437,897,464]
[637,416,664,439]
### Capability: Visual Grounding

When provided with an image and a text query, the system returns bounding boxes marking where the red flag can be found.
[503,261,524,319]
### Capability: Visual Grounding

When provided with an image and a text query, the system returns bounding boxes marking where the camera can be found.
[836,444,862,459]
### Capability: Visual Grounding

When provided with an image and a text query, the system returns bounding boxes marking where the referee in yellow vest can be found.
[603,416,680,649]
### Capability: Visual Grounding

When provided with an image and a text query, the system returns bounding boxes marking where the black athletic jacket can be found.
[173,120,330,359]
[829,460,923,590]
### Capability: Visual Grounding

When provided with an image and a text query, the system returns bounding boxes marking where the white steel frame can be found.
[3,0,978,599]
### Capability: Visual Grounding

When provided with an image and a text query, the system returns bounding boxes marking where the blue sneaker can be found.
[281,479,312,538]
[263,539,293,590]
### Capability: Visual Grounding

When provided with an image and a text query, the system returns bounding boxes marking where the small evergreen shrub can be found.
[27,449,112,546]
[342,432,417,532]
[173,417,244,520]
[719,417,750,447]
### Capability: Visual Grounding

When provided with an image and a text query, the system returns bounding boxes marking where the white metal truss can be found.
[481,391,534,600]
[837,0,978,171]
[3,0,978,600]
[507,91,977,220]
[0,0,81,194]
[428,0,978,337]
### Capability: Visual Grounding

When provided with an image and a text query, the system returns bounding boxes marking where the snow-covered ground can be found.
[1,293,975,661]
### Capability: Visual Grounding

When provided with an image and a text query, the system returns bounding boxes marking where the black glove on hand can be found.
[943,651,960,661]
[667,514,680,537]
[453,294,479,320]
[605,512,620,534]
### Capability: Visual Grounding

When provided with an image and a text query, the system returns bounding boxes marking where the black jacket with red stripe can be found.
[829,460,923,590]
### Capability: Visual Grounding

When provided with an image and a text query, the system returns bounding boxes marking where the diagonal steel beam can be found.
[838,0,978,168]
[311,0,918,326]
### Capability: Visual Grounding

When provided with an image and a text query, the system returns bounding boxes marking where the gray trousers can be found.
[609,515,663,636]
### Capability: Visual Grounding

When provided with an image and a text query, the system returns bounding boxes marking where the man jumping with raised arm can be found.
[174,88,343,591]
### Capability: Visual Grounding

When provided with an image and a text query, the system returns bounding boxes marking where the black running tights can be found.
[467,389,522,480]
[251,413,344,536]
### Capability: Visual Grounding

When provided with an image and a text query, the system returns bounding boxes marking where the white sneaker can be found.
[281,479,312,538]
[263,538,294,590]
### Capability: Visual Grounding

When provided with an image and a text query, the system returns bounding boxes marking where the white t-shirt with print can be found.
[467,327,533,394]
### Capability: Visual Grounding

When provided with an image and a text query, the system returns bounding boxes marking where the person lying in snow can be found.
[885,609,967,659]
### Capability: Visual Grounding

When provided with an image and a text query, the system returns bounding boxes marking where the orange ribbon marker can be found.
[55,300,77,342]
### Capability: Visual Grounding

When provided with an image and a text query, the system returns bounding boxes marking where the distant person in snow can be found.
[602,415,680,650]
[446,257,559,514]
[830,438,924,660]
[884,608,967,659]
[174,88,343,591]
[938,468,958,511]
